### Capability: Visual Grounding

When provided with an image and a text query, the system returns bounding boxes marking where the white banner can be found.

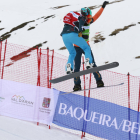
[0,79,59,125]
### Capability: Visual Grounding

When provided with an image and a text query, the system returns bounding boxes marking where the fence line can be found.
[0,40,140,140]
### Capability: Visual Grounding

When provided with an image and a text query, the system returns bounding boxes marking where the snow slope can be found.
[0,0,140,140]
[0,0,140,76]
[0,116,84,140]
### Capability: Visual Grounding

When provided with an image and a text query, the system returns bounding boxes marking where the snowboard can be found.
[60,83,124,95]
[49,62,119,84]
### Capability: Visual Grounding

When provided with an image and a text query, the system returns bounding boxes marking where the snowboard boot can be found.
[73,84,82,91]
[85,58,94,69]
[97,80,104,88]
[66,63,73,74]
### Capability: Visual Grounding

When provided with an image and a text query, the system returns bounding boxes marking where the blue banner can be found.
[53,92,140,140]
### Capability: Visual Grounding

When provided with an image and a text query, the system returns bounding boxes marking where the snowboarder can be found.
[73,1,109,91]
[61,7,95,74]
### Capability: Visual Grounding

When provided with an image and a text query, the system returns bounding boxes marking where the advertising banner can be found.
[0,79,59,125]
[53,92,140,140]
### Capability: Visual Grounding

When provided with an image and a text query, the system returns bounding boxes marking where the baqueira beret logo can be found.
[11,95,34,106]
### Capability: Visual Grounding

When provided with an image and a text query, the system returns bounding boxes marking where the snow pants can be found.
[74,46,102,85]
[62,32,93,70]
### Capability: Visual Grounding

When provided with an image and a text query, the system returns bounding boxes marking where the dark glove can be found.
[82,28,85,32]
[102,1,109,8]
[78,32,82,37]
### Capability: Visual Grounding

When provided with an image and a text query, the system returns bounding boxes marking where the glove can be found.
[102,1,109,8]
[82,28,85,32]
[78,32,82,37]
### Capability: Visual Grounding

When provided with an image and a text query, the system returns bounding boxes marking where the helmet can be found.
[81,7,92,16]
[86,7,92,15]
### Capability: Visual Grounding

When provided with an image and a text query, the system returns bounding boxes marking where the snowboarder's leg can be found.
[62,33,76,72]
[73,44,104,88]
[73,46,84,91]
[71,33,93,65]
[74,47,84,85]
[90,50,102,80]
[90,50,104,87]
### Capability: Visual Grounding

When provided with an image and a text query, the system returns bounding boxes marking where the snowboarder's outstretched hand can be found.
[102,1,109,8]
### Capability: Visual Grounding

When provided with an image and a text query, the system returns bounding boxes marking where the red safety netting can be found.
[0,40,140,140]
[0,41,38,85]
[37,45,140,139]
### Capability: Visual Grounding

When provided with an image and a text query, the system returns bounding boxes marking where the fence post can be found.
[37,47,41,87]
[47,48,51,129]
[81,56,86,139]
[82,56,86,97]
[88,73,92,97]
[0,41,2,75]
[37,48,38,86]
[136,80,140,140]
[47,48,49,88]
[128,72,130,108]
[127,72,131,140]
[83,73,92,138]
[1,40,7,79]
[49,49,54,89]
[138,81,140,112]
[37,47,41,126]
[81,57,92,139]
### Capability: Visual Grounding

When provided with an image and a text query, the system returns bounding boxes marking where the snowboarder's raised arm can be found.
[87,1,109,24]
[92,7,104,23]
